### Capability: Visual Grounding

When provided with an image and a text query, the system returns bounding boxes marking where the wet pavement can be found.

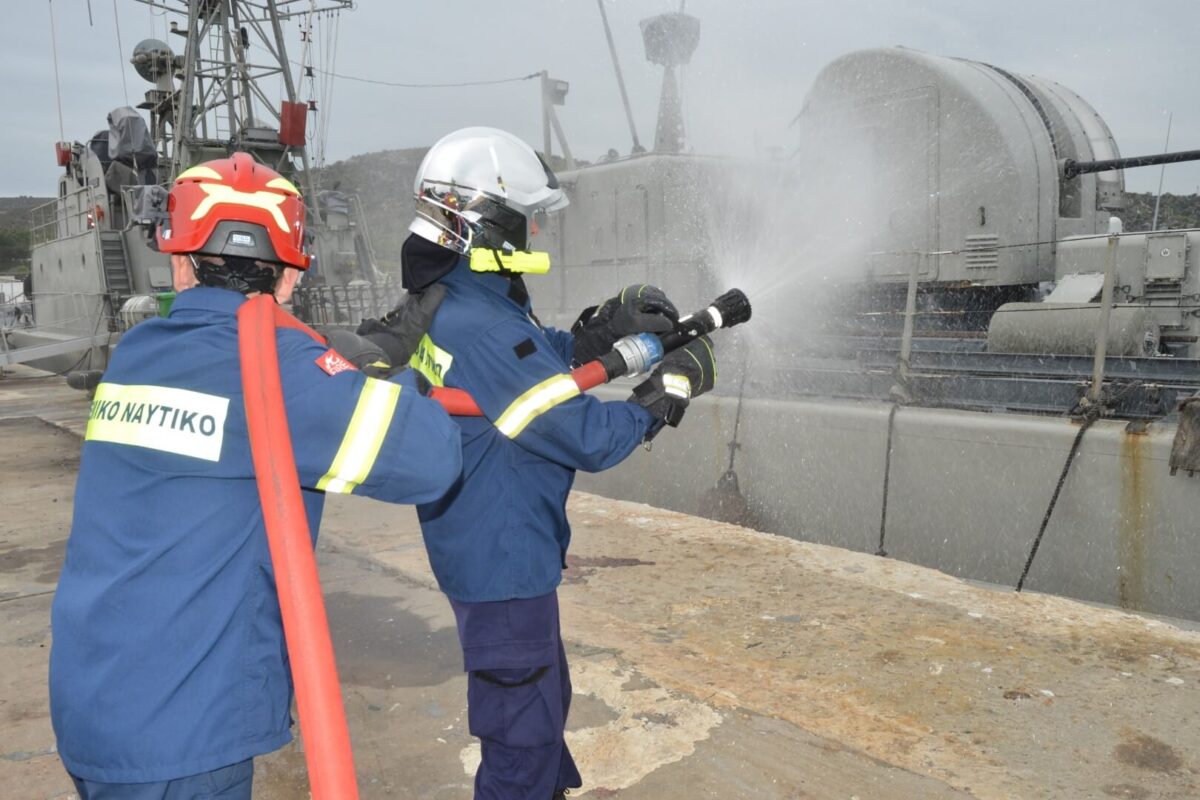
[2,368,1199,799]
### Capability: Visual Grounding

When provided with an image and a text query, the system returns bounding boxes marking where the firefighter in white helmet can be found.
[398,127,717,800]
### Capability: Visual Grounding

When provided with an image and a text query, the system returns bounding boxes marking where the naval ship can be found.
[5,0,397,377]
[531,12,1200,621]
[5,4,1200,621]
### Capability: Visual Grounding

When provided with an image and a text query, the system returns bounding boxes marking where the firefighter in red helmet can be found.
[49,152,462,799]
[157,151,311,296]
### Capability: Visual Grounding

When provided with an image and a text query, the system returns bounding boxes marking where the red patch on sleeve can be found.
[315,348,359,376]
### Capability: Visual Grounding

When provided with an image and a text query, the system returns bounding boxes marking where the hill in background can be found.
[313,148,1200,266]
[309,150,578,266]
[3,147,1199,272]
[0,197,51,274]
[1119,192,1200,232]
[311,148,427,267]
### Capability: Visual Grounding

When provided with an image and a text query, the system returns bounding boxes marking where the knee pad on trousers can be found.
[474,666,549,688]
[468,665,560,749]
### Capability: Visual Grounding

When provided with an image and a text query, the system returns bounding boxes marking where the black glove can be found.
[571,284,679,365]
[315,329,434,390]
[629,335,716,428]
[321,329,393,378]
[354,283,446,369]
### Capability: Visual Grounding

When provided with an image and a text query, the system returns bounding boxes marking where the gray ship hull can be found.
[579,388,1197,621]
[535,44,1200,623]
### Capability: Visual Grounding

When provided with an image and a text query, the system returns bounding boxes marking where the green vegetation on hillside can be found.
[310,148,428,267]
[310,150,582,267]
[0,197,49,273]
[1120,192,1200,232]
[0,230,31,274]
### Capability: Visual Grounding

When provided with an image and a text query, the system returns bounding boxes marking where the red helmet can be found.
[157,152,310,269]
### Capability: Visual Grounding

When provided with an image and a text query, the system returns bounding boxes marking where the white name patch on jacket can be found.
[85,383,230,461]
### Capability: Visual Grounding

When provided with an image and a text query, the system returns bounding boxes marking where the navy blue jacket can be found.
[412,261,657,602]
[50,286,462,783]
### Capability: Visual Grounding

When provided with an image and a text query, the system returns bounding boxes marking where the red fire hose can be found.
[234,300,602,798]
[429,360,609,415]
[232,287,748,797]
[237,295,359,800]
[428,287,750,415]
[233,304,607,798]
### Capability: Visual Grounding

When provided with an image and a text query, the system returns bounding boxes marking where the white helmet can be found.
[409,127,568,257]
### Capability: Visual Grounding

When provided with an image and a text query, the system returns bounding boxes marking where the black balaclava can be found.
[193,255,279,295]
[400,233,461,291]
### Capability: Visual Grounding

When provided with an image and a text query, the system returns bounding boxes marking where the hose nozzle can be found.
[598,287,753,381]
[671,288,753,342]
[711,288,752,329]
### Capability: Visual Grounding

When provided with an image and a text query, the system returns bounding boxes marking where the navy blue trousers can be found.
[69,759,252,800]
[449,591,583,800]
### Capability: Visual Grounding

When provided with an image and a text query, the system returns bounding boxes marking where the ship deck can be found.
[2,366,1198,799]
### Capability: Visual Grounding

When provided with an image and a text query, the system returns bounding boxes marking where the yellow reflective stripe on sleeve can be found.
[85,382,229,461]
[316,378,401,494]
[495,374,580,438]
[408,333,453,387]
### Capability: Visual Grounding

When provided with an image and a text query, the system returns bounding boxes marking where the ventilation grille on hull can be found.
[964,234,1000,269]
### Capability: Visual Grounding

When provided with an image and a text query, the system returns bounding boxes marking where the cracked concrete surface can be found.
[2,369,1198,799]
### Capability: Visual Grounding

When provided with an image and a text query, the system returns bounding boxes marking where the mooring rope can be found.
[875,402,900,557]
[1015,409,1100,591]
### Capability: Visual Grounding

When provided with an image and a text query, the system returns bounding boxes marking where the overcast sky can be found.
[2,0,1197,196]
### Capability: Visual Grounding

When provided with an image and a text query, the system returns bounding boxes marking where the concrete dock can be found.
[2,367,1198,799]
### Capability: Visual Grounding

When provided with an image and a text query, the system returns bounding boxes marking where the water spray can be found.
[600,287,753,377]
[431,288,752,416]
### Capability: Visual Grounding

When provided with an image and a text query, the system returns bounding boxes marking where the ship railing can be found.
[4,291,114,337]
[0,289,33,331]
[290,280,405,327]
[0,291,117,368]
[349,194,381,268]
[30,185,104,247]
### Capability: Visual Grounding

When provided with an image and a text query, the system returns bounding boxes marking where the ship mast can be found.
[132,0,350,218]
